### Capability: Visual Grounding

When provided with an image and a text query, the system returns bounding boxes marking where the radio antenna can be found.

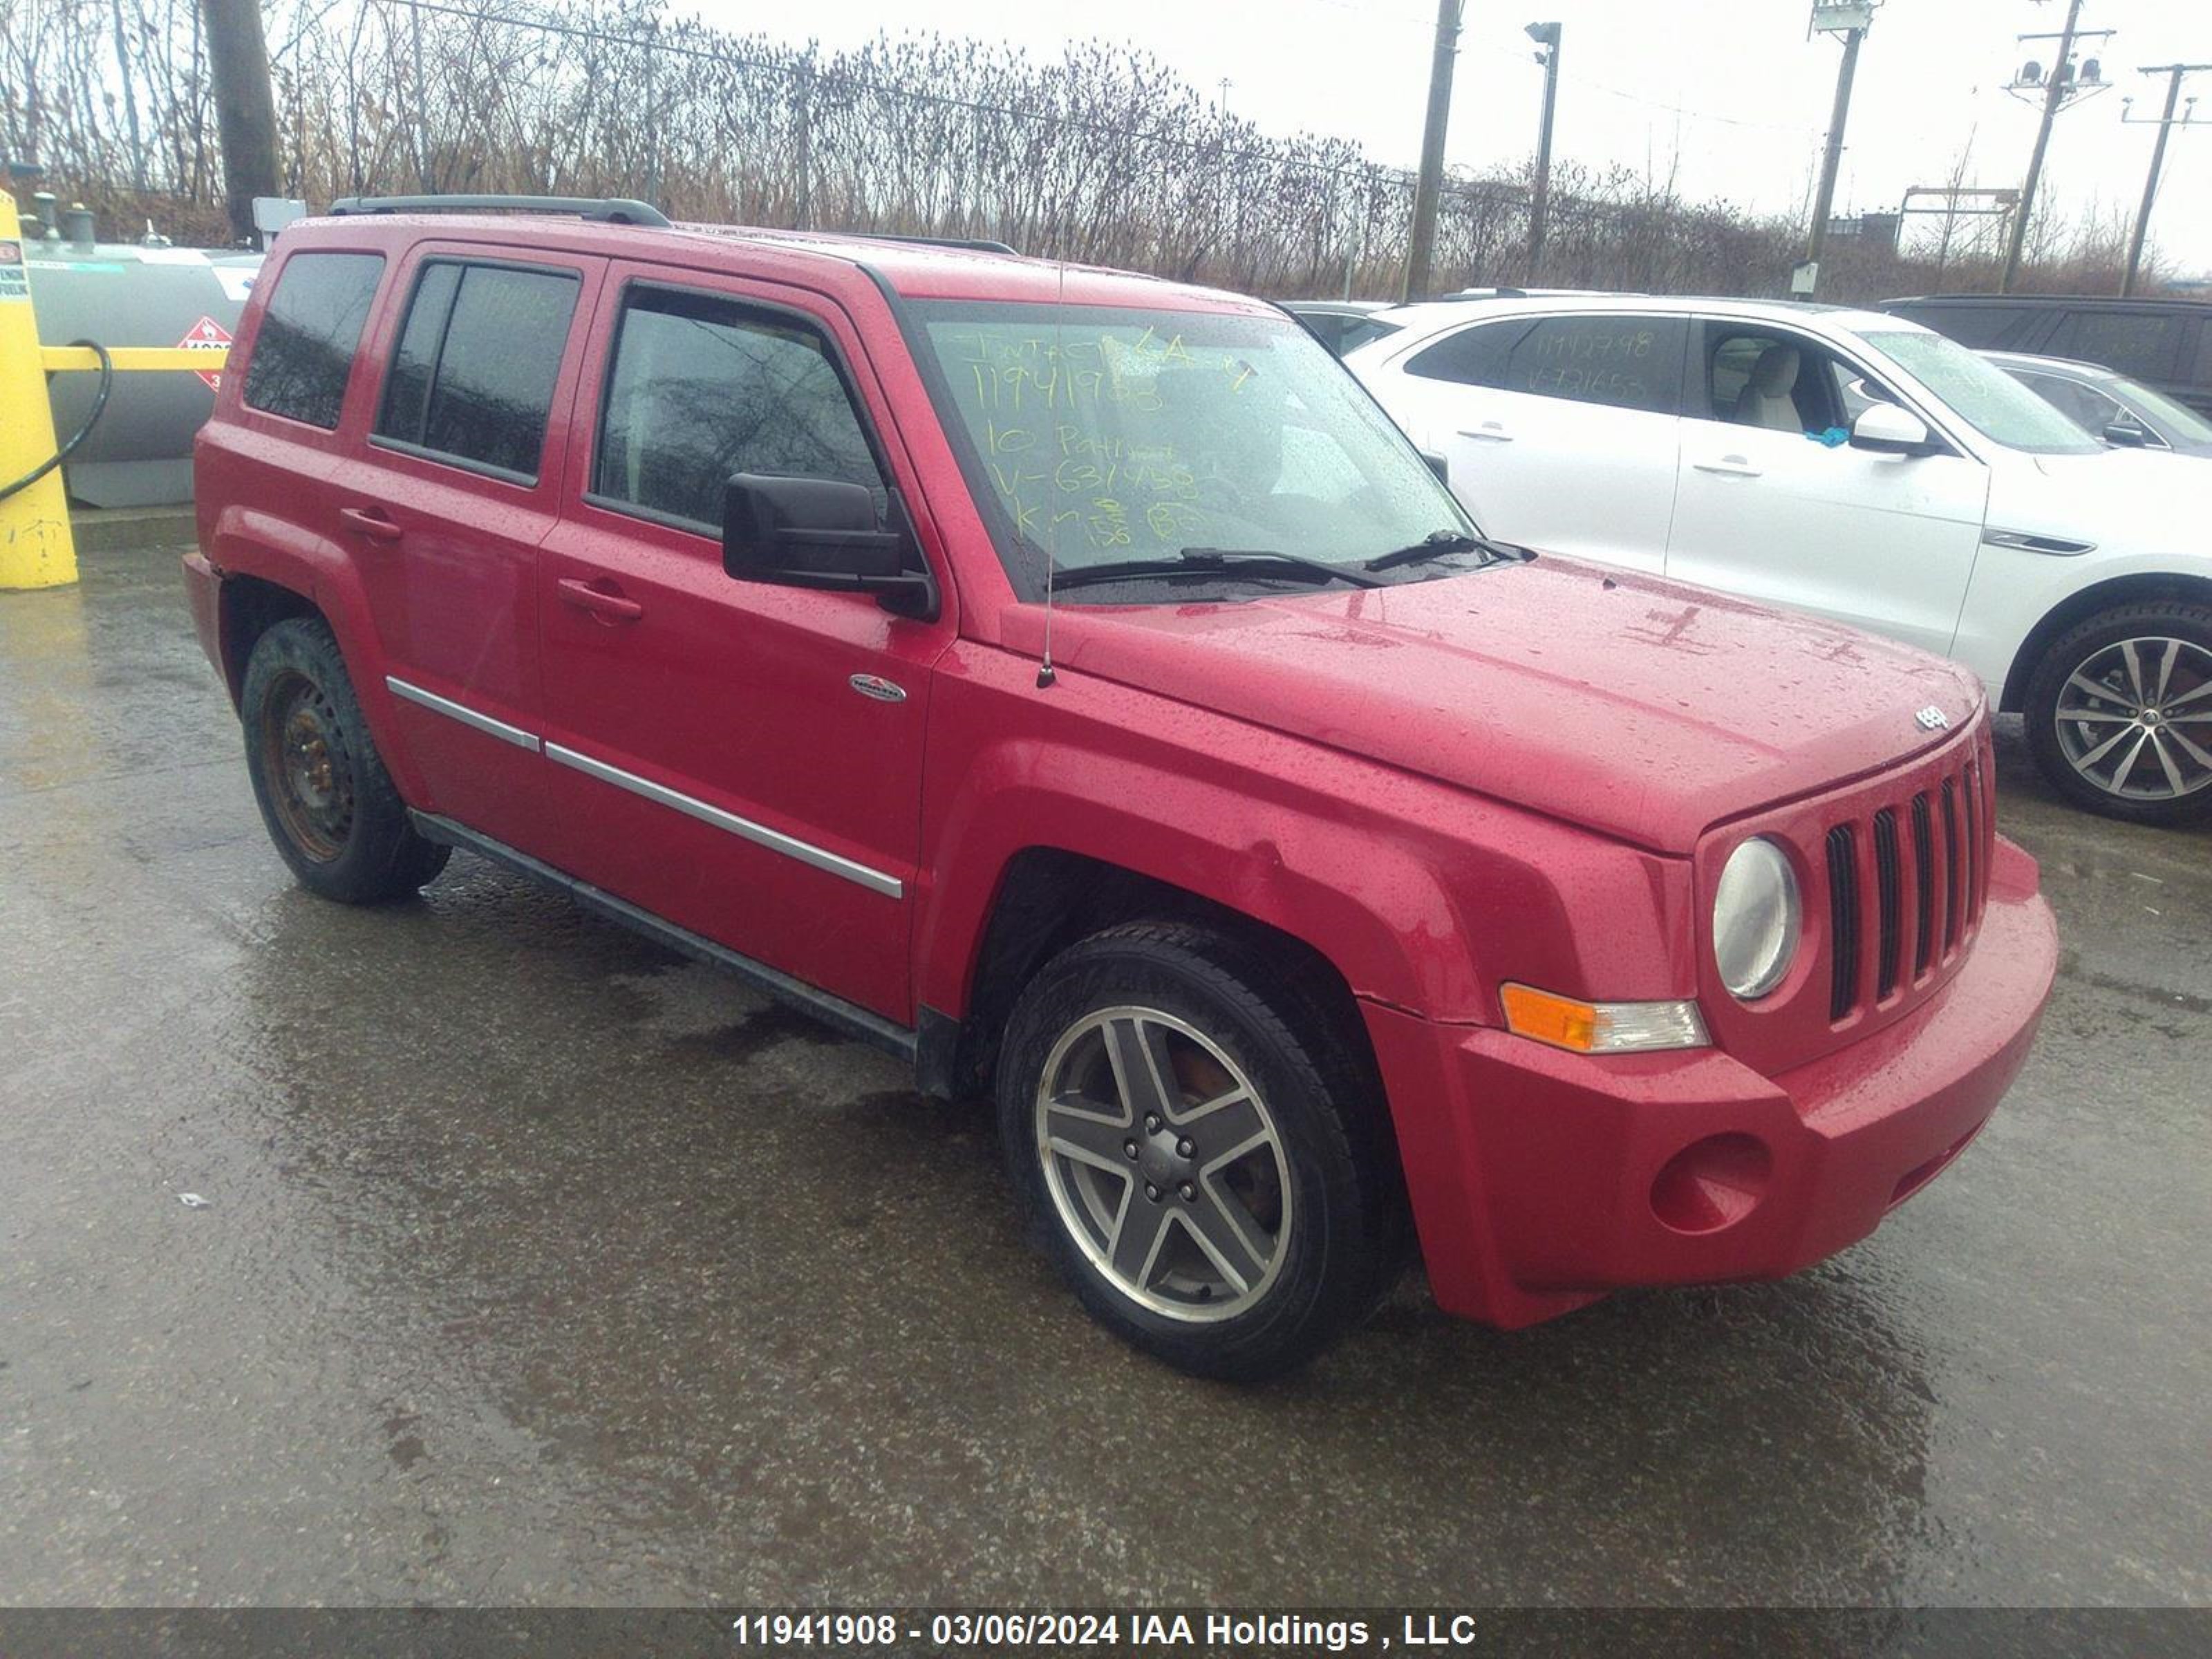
[1035,253,1065,690]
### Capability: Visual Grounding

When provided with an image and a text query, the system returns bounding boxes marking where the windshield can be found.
[1857,328,2105,455]
[911,301,1474,599]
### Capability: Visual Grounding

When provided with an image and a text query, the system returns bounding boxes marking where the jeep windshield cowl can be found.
[906,299,1476,603]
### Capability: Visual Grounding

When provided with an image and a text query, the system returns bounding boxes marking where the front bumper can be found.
[1364,836,2057,1329]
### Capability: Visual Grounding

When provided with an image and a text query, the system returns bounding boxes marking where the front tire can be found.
[2024,601,2212,826]
[241,617,450,902]
[996,923,1407,1382]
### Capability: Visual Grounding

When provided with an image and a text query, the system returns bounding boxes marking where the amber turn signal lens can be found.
[1500,982,1711,1054]
[1500,984,1600,1051]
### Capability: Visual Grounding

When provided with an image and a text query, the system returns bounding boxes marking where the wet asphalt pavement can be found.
[1,548,2206,1610]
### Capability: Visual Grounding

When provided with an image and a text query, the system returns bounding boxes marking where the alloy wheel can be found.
[1032,1006,1292,1322]
[2053,636,2212,804]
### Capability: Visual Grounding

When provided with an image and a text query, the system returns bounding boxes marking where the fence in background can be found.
[0,0,2153,299]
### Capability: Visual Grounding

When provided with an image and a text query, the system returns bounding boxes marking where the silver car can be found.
[1984,350,2212,457]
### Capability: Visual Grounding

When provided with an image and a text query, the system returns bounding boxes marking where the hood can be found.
[1008,559,1982,854]
[1987,447,2212,554]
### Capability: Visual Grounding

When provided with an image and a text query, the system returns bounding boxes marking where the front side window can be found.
[2012,370,2126,437]
[2112,378,2212,446]
[373,261,581,481]
[912,301,1472,599]
[241,252,384,429]
[1857,328,2102,455]
[1699,326,1899,434]
[593,287,885,530]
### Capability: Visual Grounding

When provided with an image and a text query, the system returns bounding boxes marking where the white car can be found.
[1347,294,2212,825]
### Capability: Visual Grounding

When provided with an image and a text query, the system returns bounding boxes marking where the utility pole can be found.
[1403,0,1465,303]
[2001,0,2088,293]
[1801,11,1867,297]
[2121,64,2209,297]
[1526,21,1562,281]
[198,0,279,246]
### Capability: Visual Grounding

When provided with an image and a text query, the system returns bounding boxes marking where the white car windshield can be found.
[911,301,1475,599]
[1859,329,2105,456]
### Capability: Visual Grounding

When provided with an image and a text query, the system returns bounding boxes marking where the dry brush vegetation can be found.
[0,0,2157,299]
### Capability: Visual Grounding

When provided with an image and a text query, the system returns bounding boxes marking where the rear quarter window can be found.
[241,252,385,429]
[1405,319,1531,387]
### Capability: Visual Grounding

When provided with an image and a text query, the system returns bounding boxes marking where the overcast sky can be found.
[682,0,2212,277]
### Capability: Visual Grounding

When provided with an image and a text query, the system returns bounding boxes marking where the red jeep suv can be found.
[187,196,2057,1379]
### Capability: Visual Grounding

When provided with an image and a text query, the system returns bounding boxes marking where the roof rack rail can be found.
[328,194,672,227]
[857,232,1020,255]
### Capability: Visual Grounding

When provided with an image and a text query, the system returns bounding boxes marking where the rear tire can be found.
[241,618,450,903]
[2024,601,2212,826]
[996,922,1407,1382]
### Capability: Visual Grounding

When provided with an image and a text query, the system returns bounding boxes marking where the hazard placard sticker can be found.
[0,240,27,301]
[178,314,232,390]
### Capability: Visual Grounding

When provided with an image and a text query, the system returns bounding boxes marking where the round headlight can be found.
[1713,837,1801,1002]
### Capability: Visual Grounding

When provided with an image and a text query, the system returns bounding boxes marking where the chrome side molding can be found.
[544,742,904,899]
[385,676,541,750]
[384,677,903,899]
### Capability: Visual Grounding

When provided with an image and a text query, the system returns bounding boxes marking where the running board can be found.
[409,812,919,1065]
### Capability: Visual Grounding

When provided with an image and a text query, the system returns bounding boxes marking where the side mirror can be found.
[1421,451,1451,485]
[1848,402,1938,457]
[2102,420,2152,449]
[722,474,937,619]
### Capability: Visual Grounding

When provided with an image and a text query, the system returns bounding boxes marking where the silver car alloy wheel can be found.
[2054,636,2212,803]
[1032,1006,1293,1323]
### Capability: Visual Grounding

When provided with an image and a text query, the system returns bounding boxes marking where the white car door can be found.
[1363,312,1688,574]
[1665,319,1991,658]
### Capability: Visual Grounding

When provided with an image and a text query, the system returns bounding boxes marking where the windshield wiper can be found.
[1050,546,1385,592]
[1362,529,1500,572]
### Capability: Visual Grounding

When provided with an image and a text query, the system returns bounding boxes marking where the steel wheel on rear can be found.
[1033,1006,1291,1323]
[259,668,357,862]
[2052,636,2212,805]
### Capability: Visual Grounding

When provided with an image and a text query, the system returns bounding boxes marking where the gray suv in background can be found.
[1882,294,2212,418]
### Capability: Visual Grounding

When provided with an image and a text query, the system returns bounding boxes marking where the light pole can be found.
[2121,64,2208,297]
[1801,3,1871,299]
[1526,21,1562,283]
[1403,0,1465,303]
[2001,0,2101,292]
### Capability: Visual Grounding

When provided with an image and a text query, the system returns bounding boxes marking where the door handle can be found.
[1457,422,1513,442]
[1693,455,1763,477]
[338,505,404,543]
[556,577,644,624]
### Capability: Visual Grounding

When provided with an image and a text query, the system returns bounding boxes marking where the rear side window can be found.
[241,252,384,429]
[1506,315,1685,414]
[1886,303,2036,349]
[2051,311,2185,383]
[591,286,885,531]
[373,261,581,481]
